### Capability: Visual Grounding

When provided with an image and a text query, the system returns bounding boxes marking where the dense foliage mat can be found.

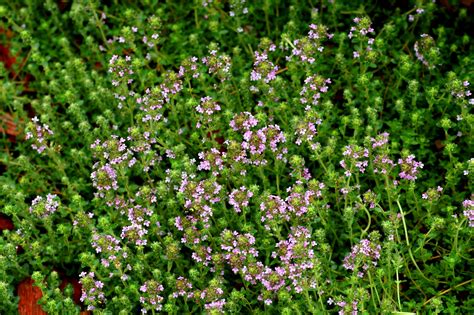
[0,0,473,314]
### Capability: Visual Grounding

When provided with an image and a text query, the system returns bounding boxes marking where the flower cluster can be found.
[260,181,323,229]
[250,48,279,84]
[158,71,184,104]
[421,186,443,201]
[408,7,425,22]
[229,112,258,132]
[372,154,395,175]
[196,96,221,128]
[221,230,258,273]
[178,174,222,221]
[198,148,226,175]
[398,155,424,181]
[179,56,200,79]
[260,195,289,226]
[462,199,474,227]
[90,136,131,166]
[294,110,322,146]
[348,17,375,58]
[447,79,473,104]
[109,54,134,87]
[362,190,377,209]
[289,24,333,64]
[139,280,164,314]
[192,280,226,313]
[238,124,287,166]
[228,0,248,18]
[121,205,154,246]
[29,194,59,218]
[328,290,368,315]
[270,226,317,293]
[79,272,106,311]
[299,75,331,109]
[228,186,253,213]
[91,233,125,269]
[25,116,54,154]
[174,214,209,245]
[414,34,440,69]
[90,163,119,196]
[370,132,390,149]
[340,145,369,176]
[202,49,232,82]
[172,276,193,298]
[343,238,381,277]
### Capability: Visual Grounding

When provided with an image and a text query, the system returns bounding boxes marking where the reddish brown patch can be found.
[16,245,24,254]
[1,113,22,142]
[0,28,34,89]
[0,213,14,230]
[0,28,14,39]
[206,129,226,152]
[59,277,83,305]
[57,0,69,12]
[0,43,17,72]
[18,278,46,315]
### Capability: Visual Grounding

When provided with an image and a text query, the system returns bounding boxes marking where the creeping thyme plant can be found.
[1,0,473,314]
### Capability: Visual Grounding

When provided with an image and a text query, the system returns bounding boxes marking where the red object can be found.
[0,43,17,72]
[206,129,226,152]
[59,277,83,305]
[17,278,46,315]
[0,113,22,143]
[0,213,14,230]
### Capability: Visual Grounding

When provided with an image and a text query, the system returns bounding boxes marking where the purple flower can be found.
[414,34,439,69]
[91,163,119,194]
[228,186,253,213]
[462,199,474,227]
[398,155,424,181]
[299,75,331,108]
[289,24,333,64]
[79,272,106,310]
[343,239,381,276]
[196,96,221,128]
[250,50,279,83]
[230,112,258,132]
[26,116,54,154]
[202,49,232,82]
[139,280,164,312]
[29,194,59,218]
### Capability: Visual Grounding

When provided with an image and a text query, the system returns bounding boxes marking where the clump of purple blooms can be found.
[299,75,331,110]
[196,96,221,128]
[348,17,375,59]
[250,44,279,84]
[288,24,333,64]
[202,48,232,82]
[29,194,59,218]
[25,116,54,154]
[228,186,253,213]
[139,280,165,314]
[343,238,381,277]
[421,186,443,201]
[398,155,424,181]
[79,272,106,311]
[91,233,125,269]
[414,34,439,69]
[462,199,474,227]
[340,145,369,177]
[90,163,119,196]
